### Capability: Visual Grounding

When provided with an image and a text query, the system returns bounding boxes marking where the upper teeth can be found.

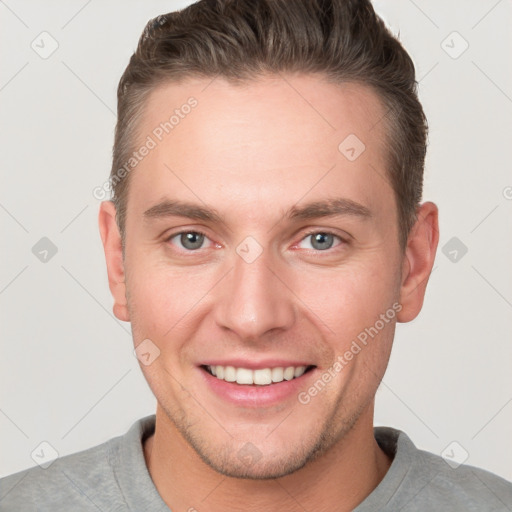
[207,365,307,385]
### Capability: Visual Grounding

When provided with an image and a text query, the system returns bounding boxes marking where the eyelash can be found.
[165,229,348,253]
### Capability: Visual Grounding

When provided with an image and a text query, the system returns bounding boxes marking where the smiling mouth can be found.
[201,364,316,386]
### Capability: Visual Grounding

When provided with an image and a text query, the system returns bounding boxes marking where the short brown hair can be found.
[110,0,427,253]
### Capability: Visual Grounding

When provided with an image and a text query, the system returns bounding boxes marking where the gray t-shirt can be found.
[1,414,511,511]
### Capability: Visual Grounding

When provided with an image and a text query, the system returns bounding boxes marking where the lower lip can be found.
[199,366,316,408]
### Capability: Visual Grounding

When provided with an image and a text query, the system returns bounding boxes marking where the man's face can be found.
[120,75,405,478]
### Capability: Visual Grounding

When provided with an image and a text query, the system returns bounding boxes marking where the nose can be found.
[213,246,296,341]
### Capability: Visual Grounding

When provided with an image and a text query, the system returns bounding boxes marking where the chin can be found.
[178,419,339,480]
[196,442,317,480]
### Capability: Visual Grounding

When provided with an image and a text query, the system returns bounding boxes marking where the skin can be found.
[99,74,438,512]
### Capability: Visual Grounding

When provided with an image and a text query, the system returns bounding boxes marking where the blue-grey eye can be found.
[177,232,205,250]
[298,232,341,251]
[310,233,335,250]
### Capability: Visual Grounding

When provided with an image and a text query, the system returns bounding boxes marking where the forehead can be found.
[127,74,393,222]
[140,74,388,157]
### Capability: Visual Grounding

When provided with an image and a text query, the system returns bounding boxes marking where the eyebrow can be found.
[143,200,222,223]
[286,198,372,221]
[143,197,372,224]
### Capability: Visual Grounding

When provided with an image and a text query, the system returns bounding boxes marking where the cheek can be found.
[290,258,398,342]
[126,257,218,340]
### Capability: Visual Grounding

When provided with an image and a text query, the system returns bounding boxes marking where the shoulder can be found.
[0,430,127,512]
[413,446,512,509]
[373,427,512,511]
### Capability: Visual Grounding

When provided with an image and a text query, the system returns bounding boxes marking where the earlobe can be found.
[98,201,130,322]
[397,202,439,323]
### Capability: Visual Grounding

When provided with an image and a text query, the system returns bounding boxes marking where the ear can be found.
[397,201,439,323]
[98,201,130,322]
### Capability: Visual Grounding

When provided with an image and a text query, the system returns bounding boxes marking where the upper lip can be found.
[199,359,315,370]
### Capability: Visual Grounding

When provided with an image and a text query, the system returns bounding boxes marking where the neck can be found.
[143,403,392,512]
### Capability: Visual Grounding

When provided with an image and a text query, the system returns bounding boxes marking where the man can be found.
[1,0,511,510]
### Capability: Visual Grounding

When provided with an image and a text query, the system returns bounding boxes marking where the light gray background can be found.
[1,0,511,482]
